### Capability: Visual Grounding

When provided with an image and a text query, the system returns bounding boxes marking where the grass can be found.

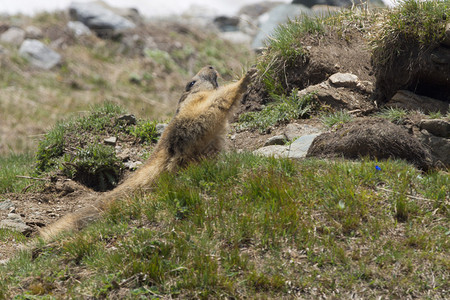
[320,110,353,128]
[237,90,317,132]
[377,107,408,124]
[0,153,37,193]
[0,153,448,298]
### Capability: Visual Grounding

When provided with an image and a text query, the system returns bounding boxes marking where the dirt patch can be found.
[306,117,433,171]
[241,28,375,114]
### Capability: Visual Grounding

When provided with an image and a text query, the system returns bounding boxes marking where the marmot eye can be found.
[186,80,196,91]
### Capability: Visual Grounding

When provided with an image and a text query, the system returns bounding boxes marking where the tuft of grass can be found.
[1,154,448,298]
[127,120,159,144]
[427,111,442,119]
[377,107,408,124]
[0,153,39,193]
[320,110,353,128]
[238,90,317,132]
[257,15,325,96]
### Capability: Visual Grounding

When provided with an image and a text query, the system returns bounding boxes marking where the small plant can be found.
[377,107,408,124]
[62,143,123,191]
[427,111,442,119]
[128,120,159,144]
[238,90,316,132]
[320,110,353,128]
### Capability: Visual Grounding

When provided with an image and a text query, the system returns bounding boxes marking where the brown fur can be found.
[39,67,255,241]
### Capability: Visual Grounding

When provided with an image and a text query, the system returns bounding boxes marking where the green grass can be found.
[320,110,353,128]
[377,107,408,124]
[0,153,38,193]
[1,153,448,298]
[237,90,317,132]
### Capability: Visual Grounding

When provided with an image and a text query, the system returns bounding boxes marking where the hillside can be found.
[0,1,449,299]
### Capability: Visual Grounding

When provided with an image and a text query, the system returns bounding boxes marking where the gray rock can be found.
[124,161,142,170]
[67,21,92,36]
[69,1,135,35]
[0,200,14,211]
[252,4,312,50]
[415,129,450,167]
[264,135,287,146]
[442,23,450,47]
[328,72,359,89]
[0,27,25,46]
[0,213,32,234]
[419,119,450,138]
[284,123,323,141]
[288,133,320,158]
[156,123,168,136]
[386,90,449,115]
[214,16,240,32]
[25,26,43,39]
[253,145,289,158]
[219,31,252,44]
[118,114,137,125]
[104,136,117,145]
[19,39,61,69]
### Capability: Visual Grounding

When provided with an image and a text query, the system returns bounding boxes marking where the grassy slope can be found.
[0,11,253,155]
[1,154,448,298]
[1,1,449,299]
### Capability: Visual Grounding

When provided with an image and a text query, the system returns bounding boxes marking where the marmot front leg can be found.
[214,68,257,111]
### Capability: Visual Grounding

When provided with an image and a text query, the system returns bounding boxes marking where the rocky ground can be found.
[1,1,449,264]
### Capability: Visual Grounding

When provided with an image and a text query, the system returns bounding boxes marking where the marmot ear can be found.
[185,80,196,91]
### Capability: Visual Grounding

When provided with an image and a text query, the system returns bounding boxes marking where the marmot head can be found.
[176,66,220,113]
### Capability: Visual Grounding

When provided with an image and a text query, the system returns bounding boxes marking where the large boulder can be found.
[306,118,433,171]
[252,4,312,50]
[19,39,61,69]
[69,1,135,37]
[0,27,25,46]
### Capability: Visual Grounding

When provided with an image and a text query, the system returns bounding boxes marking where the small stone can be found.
[264,135,286,146]
[104,137,117,145]
[19,39,61,69]
[0,200,14,211]
[284,123,322,141]
[25,26,43,39]
[124,161,143,170]
[118,114,137,125]
[67,21,92,37]
[0,27,25,46]
[156,124,168,135]
[419,119,450,138]
[0,213,32,235]
[288,134,320,159]
[328,73,359,89]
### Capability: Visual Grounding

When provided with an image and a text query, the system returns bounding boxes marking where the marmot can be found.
[39,66,256,241]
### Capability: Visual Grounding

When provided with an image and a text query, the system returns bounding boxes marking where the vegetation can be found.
[238,90,317,132]
[0,153,37,193]
[1,154,448,298]
[320,110,353,128]
[377,107,408,125]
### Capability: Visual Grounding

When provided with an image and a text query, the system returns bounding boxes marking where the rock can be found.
[219,31,252,44]
[284,123,323,141]
[156,123,168,136]
[386,90,449,115]
[0,27,25,46]
[306,118,433,171]
[104,137,117,145]
[24,26,43,39]
[69,1,136,36]
[415,128,450,167]
[214,16,240,32]
[67,21,92,36]
[419,119,450,138]
[288,134,320,158]
[0,213,32,235]
[264,135,287,146]
[0,200,14,211]
[442,23,450,47]
[124,161,143,170]
[328,72,359,89]
[118,114,137,125]
[252,4,312,50]
[238,1,283,19]
[19,39,61,69]
[253,145,289,158]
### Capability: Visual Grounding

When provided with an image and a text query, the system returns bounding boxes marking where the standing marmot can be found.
[39,66,256,241]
